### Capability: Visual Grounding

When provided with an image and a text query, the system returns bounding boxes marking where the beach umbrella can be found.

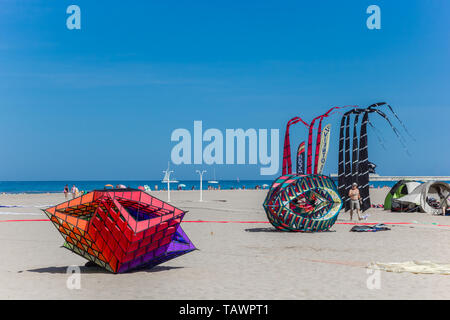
[104,184,113,189]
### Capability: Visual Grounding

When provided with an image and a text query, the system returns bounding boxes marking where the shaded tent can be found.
[385,180,422,211]
[393,181,450,214]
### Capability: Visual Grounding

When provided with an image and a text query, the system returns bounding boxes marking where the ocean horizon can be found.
[0,180,273,194]
[0,179,428,194]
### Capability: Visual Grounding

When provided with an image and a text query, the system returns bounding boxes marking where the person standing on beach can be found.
[71,185,78,199]
[348,183,363,221]
[64,184,69,199]
[441,198,449,216]
[439,190,450,216]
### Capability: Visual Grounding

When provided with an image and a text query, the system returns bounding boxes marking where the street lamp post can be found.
[196,170,206,202]
[163,169,173,202]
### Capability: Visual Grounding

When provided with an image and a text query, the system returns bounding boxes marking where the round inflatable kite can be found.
[263,174,342,232]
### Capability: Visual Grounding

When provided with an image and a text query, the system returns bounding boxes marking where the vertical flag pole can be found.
[163,169,173,202]
[196,170,206,202]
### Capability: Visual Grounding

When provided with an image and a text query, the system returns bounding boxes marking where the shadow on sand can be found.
[245,227,336,233]
[23,265,183,274]
[244,227,281,233]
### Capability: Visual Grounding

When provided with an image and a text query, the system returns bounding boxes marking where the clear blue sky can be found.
[0,0,449,181]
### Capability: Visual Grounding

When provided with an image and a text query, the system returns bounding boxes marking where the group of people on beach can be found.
[63,184,80,199]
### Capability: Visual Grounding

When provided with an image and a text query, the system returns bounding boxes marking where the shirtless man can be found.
[348,183,363,221]
[440,193,450,216]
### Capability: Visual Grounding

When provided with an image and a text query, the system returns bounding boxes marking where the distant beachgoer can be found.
[440,192,450,216]
[155,185,158,191]
[348,183,362,221]
[64,185,69,199]
[71,185,79,199]
[442,199,450,216]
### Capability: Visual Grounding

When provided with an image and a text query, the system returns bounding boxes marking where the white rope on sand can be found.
[0,212,43,216]
[0,205,53,208]
[368,261,450,275]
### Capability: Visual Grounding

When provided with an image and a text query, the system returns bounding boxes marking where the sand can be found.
[1,188,450,299]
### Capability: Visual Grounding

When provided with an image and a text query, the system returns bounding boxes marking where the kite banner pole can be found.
[306,119,315,174]
[313,118,323,174]
[316,124,331,174]
[296,141,306,174]
[282,117,309,175]
[351,113,360,184]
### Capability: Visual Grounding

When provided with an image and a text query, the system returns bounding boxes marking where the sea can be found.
[0,179,403,194]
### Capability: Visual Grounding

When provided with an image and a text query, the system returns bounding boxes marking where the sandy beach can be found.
[1,188,450,299]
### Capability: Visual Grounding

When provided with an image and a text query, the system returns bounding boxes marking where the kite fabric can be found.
[43,188,195,273]
[283,106,346,176]
[306,119,316,175]
[274,102,409,230]
[282,117,309,175]
[308,106,347,175]
[358,111,370,212]
[267,113,343,232]
[338,102,410,212]
[367,261,450,275]
[263,174,342,232]
[350,224,390,232]
[351,113,361,184]
[316,124,331,175]
[296,141,306,174]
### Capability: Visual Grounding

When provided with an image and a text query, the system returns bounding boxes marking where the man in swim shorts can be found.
[440,193,450,216]
[348,183,362,221]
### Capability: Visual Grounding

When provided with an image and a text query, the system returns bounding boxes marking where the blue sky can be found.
[0,0,449,181]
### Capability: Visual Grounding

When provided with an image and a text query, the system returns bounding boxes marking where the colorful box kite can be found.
[43,189,195,273]
[263,174,342,232]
